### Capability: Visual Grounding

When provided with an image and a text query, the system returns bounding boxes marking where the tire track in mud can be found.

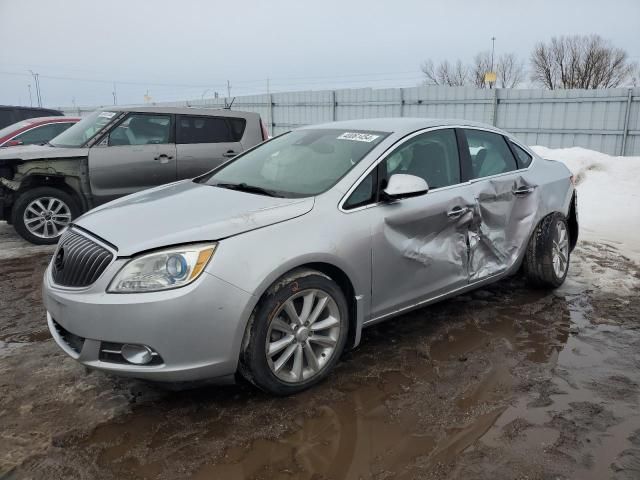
[1,244,639,479]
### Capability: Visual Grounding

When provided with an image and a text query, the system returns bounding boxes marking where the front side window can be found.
[465,129,518,179]
[198,129,388,198]
[109,114,171,146]
[14,123,73,145]
[176,115,241,144]
[382,128,461,190]
[50,111,118,147]
[344,170,377,209]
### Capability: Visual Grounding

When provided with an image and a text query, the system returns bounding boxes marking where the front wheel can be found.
[523,213,570,288]
[239,269,349,395]
[11,187,80,245]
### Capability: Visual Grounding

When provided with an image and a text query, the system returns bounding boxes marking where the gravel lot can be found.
[1,221,640,479]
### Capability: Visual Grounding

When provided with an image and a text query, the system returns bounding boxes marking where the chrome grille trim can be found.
[51,229,114,288]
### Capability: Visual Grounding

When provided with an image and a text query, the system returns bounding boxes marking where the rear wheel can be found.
[239,269,349,395]
[12,187,80,245]
[523,213,570,288]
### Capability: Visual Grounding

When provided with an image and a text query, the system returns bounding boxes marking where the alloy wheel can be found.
[552,221,569,278]
[265,288,341,384]
[23,196,71,239]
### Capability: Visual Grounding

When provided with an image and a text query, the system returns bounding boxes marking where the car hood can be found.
[75,180,314,256]
[0,144,88,162]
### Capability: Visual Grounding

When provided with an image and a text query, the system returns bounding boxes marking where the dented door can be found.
[370,186,476,319]
[461,128,538,282]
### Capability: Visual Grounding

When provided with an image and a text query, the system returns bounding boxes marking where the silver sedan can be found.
[43,118,578,395]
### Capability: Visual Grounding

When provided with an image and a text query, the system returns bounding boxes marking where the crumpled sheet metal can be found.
[468,176,538,280]
[383,175,538,283]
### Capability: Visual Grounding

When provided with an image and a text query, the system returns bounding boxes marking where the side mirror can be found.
[5,139,23,147]
[383,174,429,200]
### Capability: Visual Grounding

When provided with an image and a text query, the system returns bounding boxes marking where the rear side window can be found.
[510,141,533,168]
[177,116,244,144]
[464,129,518,179]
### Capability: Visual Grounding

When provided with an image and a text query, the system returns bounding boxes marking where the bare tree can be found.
[421,59,469,86]
[530,35,636,89]
[471,51,492,88]
[422,52,525,89]
[497,53,525,88]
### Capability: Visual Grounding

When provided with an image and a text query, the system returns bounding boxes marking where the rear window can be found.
[177,115,245,144]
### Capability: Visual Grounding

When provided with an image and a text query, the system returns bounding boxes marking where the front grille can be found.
[51,229,113,287]
[52,318,85,354]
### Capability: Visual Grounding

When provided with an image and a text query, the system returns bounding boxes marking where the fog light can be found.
[121,344,154,365]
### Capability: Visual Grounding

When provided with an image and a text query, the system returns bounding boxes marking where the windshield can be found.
[198,129,388,197]
[50,110,118,147]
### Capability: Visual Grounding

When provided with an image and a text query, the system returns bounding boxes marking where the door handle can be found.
[223,150,237,158]
[512,186,536,196]
[153,154,174,163]
[447,206,470,218]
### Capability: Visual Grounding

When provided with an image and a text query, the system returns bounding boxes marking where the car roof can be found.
[302,117,507,136]
[20,116,80,124]
[104,105,259,119]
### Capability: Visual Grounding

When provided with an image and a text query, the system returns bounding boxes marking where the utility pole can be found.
[112,82,118,105]
[490,36,496,89]
[29,70,42,106]
[27,84,33,107]
[226,80,231,98]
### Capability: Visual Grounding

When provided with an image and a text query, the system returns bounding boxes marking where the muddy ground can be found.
[1,230,640,479]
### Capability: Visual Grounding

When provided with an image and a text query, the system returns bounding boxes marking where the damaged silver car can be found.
[43,118,578,395]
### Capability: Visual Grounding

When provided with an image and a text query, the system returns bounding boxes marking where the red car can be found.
[0,116,80,148]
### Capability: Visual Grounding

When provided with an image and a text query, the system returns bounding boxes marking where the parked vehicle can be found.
[0,106,268,244]
[43,118,578,395]
[0,116,79,148]
[0,105,64,130]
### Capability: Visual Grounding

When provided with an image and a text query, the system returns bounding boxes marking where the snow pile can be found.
[531,146,640,262]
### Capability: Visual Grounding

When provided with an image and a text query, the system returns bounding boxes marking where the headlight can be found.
[108,243,217,293]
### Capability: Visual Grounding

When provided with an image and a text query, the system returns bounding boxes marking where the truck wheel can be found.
[239,269,349,395]
[523,213,570,288]
[12,187,80,245]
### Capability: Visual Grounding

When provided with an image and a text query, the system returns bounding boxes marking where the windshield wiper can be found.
[213,182,283,197]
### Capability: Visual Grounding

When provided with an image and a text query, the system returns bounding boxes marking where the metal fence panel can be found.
[62,86,640,156]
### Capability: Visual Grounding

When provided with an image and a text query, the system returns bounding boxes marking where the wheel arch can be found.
[14,174,86,213]
[248,259,363,352]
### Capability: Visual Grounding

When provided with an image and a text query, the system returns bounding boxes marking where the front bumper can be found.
[43,260,256,382]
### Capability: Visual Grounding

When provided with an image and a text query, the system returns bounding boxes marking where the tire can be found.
[11,187,80,245]
[239,269,349,396]
[523,213,570,288]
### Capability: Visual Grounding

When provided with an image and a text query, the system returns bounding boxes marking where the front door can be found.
[370,128,475,320]
[88,113,177,204]
[175,114,243,179]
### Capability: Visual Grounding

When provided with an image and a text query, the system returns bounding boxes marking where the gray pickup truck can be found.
[0,106,268,244]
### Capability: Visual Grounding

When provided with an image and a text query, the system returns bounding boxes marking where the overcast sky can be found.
[1,0,638,108]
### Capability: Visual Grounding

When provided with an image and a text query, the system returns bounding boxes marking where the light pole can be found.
[490,36,496,89]
[27,84,33,107]
[29,70,42,106]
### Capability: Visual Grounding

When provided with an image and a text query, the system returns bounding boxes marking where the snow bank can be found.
[531,146,640,263]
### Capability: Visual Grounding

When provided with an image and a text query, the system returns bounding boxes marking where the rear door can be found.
[175,115,244,179]
[88,112,177,204]
[461,128,537,281]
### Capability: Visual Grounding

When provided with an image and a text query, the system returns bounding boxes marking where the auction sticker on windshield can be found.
[337,132,380,142]
[98,112,116,119]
